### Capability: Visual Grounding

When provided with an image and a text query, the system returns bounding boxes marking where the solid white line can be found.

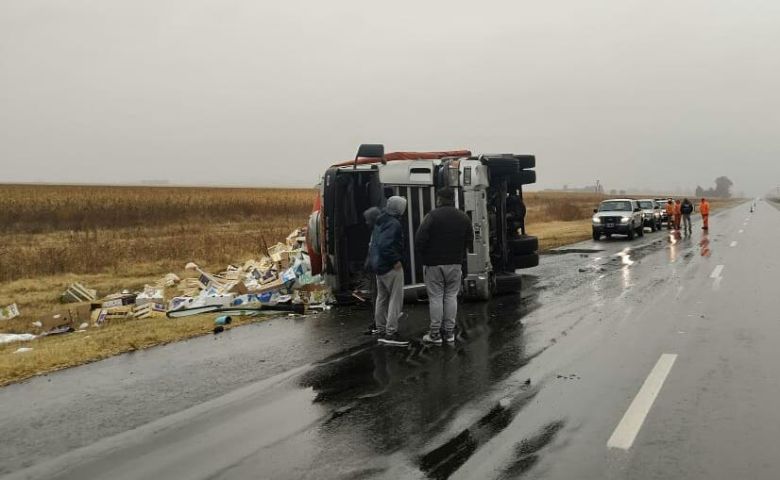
[730,241,738,247]
[607,354,678,450]
[710,264,725,278]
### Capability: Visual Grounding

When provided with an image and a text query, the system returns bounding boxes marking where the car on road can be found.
[307,144,539,303]
[592,199,644,240]
[637,198,662,231]
[655,198,672,225]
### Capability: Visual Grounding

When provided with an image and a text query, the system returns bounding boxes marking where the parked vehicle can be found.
[307,145,539,303]
[637,199,662,231]
[654,198,672,225]
[592,199,644,240]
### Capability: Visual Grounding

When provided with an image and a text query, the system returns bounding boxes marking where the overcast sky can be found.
[2,0,780,194]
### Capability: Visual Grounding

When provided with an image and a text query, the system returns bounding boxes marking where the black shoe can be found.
[378,333,409,347]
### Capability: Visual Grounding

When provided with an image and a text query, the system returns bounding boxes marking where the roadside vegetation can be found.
[0,185,742,386]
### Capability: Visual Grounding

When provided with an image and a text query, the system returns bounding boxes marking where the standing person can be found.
[363,207,382,335]
[415,188,474,345]
[369,196,409,347]
[673,200,682,230]
[700,197,710,230]
[680,198,694,235]
[665,200,675,230]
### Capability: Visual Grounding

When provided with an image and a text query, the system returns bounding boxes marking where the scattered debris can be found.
[133,303,165,319]
[214,315,232,326]
[61,283,97,303]
[0,303,20,321]
[40,326,75,337]
[14,347,33,354]
[0,333,36,345]
[213,325,225,334]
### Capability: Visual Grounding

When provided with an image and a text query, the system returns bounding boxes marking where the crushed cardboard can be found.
[0,303,20,321]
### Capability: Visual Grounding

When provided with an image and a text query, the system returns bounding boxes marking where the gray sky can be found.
[2,0,780,194]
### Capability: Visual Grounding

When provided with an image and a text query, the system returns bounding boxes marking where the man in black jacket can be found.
[415,188,474,345]
[680,198,694,235]
[368,196,409,347]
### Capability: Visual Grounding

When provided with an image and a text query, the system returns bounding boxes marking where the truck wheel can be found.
[627,228,635,240]
[508,170,536,188]
[638,225,645,237]
[650,223,656,232]
[514,155,536,169]
[484,157,519,176]
[593,230,600,241]
[509,252,539,269]
[508,235,539,255]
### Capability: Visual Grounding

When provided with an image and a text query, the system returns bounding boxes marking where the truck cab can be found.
[306,145,538,303]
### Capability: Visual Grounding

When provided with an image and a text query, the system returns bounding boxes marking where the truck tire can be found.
[593,230,600,241]
[627,228,635,240]
[484,157,519,176]
[514,155,536,169]
[509,252,539,269]
[508,235,539,255]
[509,170,536,188]
[637,225,644,237]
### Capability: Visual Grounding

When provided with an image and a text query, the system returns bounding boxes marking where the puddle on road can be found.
[418,385,541,480]
[294,289,543,475]
[498,420,565,479]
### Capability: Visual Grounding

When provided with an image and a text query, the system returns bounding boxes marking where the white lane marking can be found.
[710,264,725,278]
[738,229,744,234]
[730,241,738,247]
[607,354,678,450]
[713,277,722,291]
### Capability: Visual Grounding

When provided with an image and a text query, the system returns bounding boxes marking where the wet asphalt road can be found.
[3,200,779,479]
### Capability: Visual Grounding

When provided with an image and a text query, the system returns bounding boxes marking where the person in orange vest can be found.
[700,198,710,230]
[665,200,675,230]
[673,200,682,230]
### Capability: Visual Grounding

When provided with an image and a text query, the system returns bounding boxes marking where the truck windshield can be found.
[599,201,633,212]
[638,201,654,209]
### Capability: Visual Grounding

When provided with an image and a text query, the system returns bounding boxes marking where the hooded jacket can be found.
[368,197,407,275]
[681,200,694,215]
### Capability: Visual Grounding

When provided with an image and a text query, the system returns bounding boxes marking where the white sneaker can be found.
[422,333,442,345]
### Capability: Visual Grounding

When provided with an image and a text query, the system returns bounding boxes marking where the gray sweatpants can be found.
[424,264,462,339]
[375,267,404,335]
[682,214,692,233]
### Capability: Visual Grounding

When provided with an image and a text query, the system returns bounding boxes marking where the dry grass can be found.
[0,312,270,386]
[0,185,743,386]
[0,185,314,282]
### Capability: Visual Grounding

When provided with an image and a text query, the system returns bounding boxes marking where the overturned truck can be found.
[306,145,538,303]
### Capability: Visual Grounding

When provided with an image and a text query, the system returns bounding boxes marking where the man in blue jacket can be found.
[369,196,409,347]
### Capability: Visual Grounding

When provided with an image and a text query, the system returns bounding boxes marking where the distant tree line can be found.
[695,176,733,198]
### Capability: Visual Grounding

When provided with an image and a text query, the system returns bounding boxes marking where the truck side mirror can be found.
[355,144,384,159]
[354,144,385,169]
[593,209,598,213]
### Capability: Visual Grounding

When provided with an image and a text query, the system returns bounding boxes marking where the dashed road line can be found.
[607,354,678,450]
[738,229,744,234]
[710,264,724,278]
[730,241,738,247]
